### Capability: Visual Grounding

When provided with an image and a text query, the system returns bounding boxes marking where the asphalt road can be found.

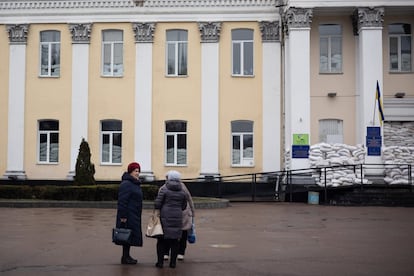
[1,203,413,276]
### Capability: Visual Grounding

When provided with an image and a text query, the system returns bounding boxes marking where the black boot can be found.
[155,238,164,268]
[121,245,137,265]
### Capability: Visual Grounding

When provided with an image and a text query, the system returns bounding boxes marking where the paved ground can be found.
[0,202,413,276]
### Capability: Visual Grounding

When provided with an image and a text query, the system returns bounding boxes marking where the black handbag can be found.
[112,227,132,245]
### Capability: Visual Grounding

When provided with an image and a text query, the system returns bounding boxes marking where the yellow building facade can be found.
[0,0,413,182]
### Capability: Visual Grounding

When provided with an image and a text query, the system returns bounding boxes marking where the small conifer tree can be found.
[74,138,96,185]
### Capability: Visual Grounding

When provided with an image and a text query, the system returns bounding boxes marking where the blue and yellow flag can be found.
[376,80,385,125]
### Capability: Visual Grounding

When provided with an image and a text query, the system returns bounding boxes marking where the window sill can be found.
[164,164,187,167]
[100,163,122,166]
[388,71,413,74]
[101,75,124,78]
[231,74,255,78]
[39,75,60,78]
[319,72,343,75]
[37,162,59,165]
[165,75,188,78]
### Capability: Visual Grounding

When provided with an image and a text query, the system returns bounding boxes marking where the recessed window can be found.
[40,31,60,77]
[165,121,187,165]
[232,29,254,76]
[389,23,412,72]
[102,30,124,76]
[319,119,343,143]
[166,30,188,76]
[38,120,59,163]
[319,24,342,73]
[232,120,254,166]
[101,120,122,164]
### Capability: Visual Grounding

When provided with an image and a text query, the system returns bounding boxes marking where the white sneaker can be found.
[177,254,184,261]
[163,255,169,260]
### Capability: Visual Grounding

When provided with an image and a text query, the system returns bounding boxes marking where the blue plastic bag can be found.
[187,218,196,244]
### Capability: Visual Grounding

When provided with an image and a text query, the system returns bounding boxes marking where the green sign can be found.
[293,134,309,145]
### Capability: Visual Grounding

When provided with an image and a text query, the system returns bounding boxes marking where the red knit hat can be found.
[127,162,141,173]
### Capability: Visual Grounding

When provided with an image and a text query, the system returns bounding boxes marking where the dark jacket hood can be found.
[166,179,182,191]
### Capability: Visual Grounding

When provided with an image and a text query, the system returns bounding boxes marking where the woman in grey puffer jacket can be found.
[154,170,187,268]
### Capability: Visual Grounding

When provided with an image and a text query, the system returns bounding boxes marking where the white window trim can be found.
[165,132,187,166]
[39,32,60,77]
[166,37,188,76]
[319,28,342,74]
[38,129,59,164]
[101,130,122,165]
[232,39,254,77]
[101,31,124,77]
[389,33,412,72]
[231,132,254,167]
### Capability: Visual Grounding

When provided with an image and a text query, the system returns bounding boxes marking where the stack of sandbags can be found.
[309,143,368,187]
[383,122,414,147]
[382,146,414,184]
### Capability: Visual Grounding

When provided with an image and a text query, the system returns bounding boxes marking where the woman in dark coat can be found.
[154,170,187,268]
[116,162,143,265]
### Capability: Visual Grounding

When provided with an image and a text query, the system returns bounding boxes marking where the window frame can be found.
[318,119,344,144]
[319,24,342,74]
[231,120,254,167]
[38,120,59,164]
[166,29,188,77]
[100,119,122,165]
[39,30,61,77]
[101,29,124,77]
[231,29,254,77]
[388,23,412,72]
[165,121,187,166]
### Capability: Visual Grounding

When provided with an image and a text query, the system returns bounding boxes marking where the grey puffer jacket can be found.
[154,179,187,239]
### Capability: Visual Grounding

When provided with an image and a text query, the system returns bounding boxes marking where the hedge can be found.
[0,184,160,201]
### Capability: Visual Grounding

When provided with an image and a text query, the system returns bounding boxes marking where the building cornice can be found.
[0,0,279,24]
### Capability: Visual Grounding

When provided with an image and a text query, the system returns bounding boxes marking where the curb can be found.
[0,198,230,209]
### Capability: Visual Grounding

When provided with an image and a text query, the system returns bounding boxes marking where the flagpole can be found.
[372,85,377,126]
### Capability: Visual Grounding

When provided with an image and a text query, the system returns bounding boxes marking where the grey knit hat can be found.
[167,170,181,181]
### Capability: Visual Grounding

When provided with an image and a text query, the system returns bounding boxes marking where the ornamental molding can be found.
[68,23,92,44]
[132,22,156,43]
[284,8,313,30]
[259,21,280,42]
[0,0,278,10]
[198,22,221,43]
[352,7,384,35]
[6,24,29,44]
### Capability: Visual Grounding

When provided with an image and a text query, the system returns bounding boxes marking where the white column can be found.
[260,21,281,172]
[133,23,155,181]
[284,8,312,170]
[199,22,221,179]
[68,24,92,179]
[355,7,384,166]
[4,24,28,180]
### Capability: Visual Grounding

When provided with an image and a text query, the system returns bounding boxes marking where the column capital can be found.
[132,22,156,43]
[6,24,29,45]
[259,21,280,42]
[68,23,92,44]
[198,22,221,43]
[284,8,313,31]
[352,7,384,35]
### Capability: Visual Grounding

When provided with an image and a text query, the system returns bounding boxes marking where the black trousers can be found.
[164,230,188,255]
[157,237,179,265]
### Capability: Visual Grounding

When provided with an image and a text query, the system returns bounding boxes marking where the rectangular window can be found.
[389,23,412,72]
[40,31,60,77]
[231,120,254,166]
[319,24,342,73]
[101,120,122,164]
[102,30,124,76]
[38,120,59,163]
[165,121,187,165]
[166,30,188,76]
[232,29,254,76]
[319,119,343,144]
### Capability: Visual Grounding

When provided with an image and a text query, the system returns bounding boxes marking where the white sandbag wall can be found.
[309,143,369,187]
[383,122,414,147]
[382,146,414,184]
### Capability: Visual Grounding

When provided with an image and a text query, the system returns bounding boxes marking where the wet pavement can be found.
[0,202,413,276]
